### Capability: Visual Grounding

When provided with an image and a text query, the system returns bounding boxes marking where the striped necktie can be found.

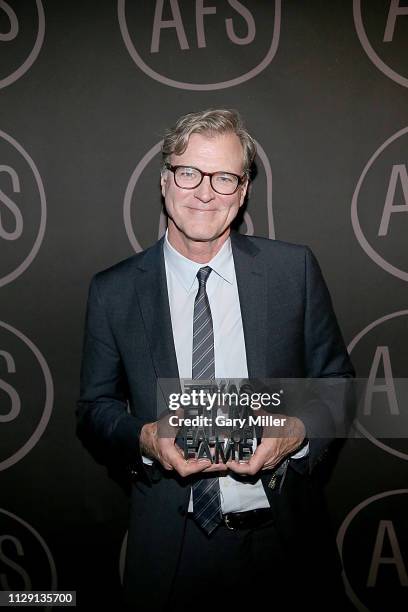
[191,266,222,535]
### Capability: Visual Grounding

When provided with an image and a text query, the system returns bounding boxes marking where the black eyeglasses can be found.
[165,164,246,195]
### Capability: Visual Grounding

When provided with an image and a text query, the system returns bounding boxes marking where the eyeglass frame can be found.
[164,163,247,195]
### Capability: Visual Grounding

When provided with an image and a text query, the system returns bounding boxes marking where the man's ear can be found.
[160,172,167,198]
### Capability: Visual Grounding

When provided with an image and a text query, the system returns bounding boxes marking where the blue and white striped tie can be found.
[191,266,222,535]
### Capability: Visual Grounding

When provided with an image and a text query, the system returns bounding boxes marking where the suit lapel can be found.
[231,233,276,504]
[231,232,268,378]
[134,237,180,384]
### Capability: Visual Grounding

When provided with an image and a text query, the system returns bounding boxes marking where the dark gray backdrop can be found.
[0,1,407,610]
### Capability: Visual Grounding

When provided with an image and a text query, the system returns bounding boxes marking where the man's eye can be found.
[216,174,234,183]
[179,168,197,178]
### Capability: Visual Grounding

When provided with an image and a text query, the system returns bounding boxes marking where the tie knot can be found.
[197,266,212,286]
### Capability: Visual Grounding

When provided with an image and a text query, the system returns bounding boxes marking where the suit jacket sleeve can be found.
[292,247,355,473]
[76,274,144,474]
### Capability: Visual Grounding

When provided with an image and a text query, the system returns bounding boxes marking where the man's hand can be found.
[140,421,228,477]
[227,415,306,476]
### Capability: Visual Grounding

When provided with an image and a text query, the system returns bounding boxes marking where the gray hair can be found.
[161,108,256,177]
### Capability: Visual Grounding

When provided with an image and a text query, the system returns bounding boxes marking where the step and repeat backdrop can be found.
[0,1,407,610]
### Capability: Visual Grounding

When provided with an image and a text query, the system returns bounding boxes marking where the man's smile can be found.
[185,206,218,213]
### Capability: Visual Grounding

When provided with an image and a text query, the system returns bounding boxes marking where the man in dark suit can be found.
[77,109,354,611]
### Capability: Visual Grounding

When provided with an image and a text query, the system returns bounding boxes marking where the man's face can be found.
[161,132,248,246]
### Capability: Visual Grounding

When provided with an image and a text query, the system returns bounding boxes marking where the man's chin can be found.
[182,229,228,243]
[167,218,230,246]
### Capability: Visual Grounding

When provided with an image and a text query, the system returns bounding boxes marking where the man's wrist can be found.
[295,436,309,452]
[288,416,306,444]
[140,422,157,458]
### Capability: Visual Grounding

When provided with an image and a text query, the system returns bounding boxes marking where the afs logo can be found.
[348,310,408,461]
[0,509,57,595]
[0,129,47,287]
[0,0,45,89]
[351,126,408,282]
[0,322,53,471]
[354,0,408,88]
[338,490,408,612]
[118,0,281,90]
[123,139,274,253]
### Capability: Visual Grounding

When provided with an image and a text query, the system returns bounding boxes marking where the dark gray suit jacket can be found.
[76,232,354,608]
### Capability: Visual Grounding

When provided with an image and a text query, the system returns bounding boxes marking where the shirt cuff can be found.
[290,441,309,459]
[142,455,154,465]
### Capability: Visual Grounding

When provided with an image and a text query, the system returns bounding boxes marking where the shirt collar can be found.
[164,230,234,293]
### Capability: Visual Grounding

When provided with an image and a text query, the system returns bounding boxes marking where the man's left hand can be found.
[226,415,306,475]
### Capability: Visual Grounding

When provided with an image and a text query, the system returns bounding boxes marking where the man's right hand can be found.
[140,421,229,477]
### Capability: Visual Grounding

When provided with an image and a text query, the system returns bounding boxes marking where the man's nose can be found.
[194,175,215,202]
